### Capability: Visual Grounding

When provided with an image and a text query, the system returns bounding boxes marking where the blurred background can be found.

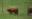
[0,0,32,19]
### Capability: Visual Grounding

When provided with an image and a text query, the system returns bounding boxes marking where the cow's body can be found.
[7,8,18,15]
[28,8,32,16]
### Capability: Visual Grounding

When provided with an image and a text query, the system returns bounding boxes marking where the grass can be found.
[0,0,32,19]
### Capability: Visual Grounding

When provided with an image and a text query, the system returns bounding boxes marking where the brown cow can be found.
[7,8,18,15]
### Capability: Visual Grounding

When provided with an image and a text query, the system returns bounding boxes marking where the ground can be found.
[0,0,32,19]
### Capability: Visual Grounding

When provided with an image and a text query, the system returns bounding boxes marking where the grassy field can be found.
[0,0,32,19]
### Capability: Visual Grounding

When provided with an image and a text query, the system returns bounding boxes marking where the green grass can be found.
[0,0,32,19]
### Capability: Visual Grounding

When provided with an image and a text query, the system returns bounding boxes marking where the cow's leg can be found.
[15,12,18,15]
[15,9,18,15]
